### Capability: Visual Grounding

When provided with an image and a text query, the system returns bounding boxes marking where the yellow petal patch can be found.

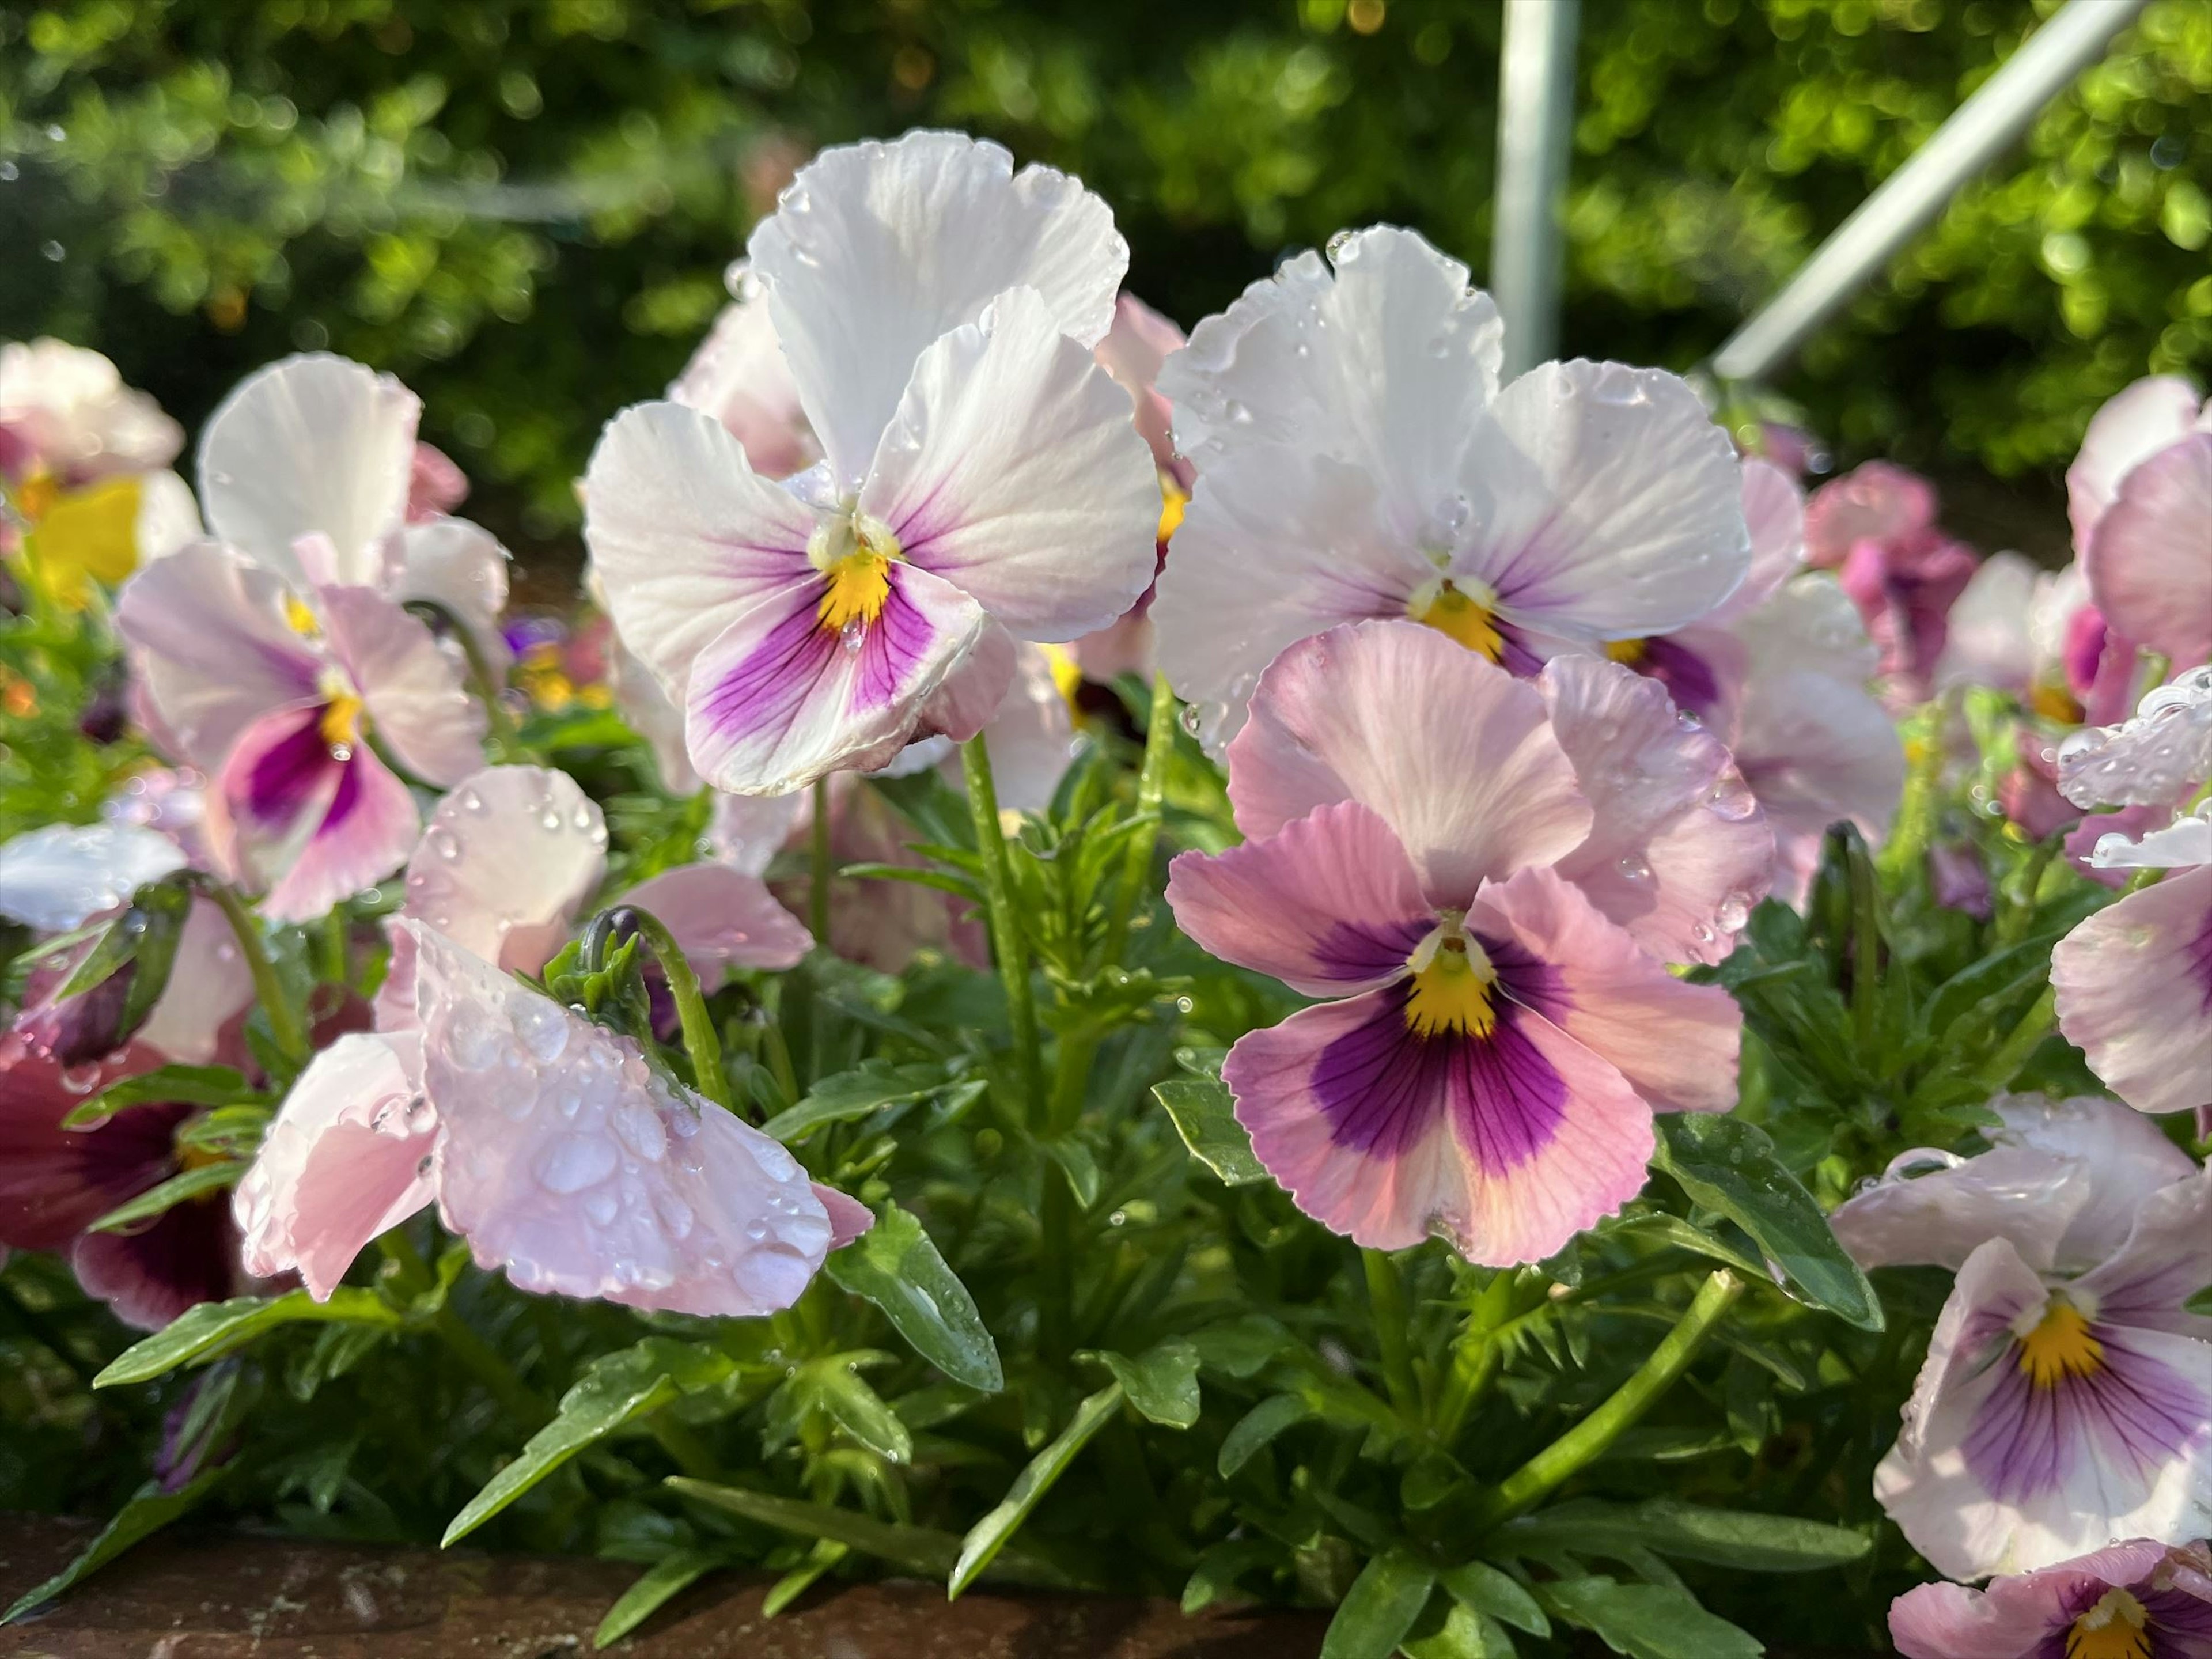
[319,691,364,749]
[22,475,143,608]
[1157,476,1189,545]
[2017,1301,2104,1389]
[817,550,894,635]
[1404,938,1497,1040]
[1409,581,1502,662]
[1039,641,1083,708]
[283,593,321,637]
[1604,638,1649,666]
[2067,1588,2151,1659]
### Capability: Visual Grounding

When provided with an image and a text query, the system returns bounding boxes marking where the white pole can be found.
[1712,0,2153,384]
[1492,0,1581,378]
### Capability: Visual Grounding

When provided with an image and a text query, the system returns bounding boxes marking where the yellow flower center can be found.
[1039,642,1083,709]
[2067,1588,2151,1659]
[2031,681,2085,725]
[317,668,365,750]
[15,473,143,609]
[1605,638,1649,666]
[1408,578,1503,661]
[283,593,321,637]
[1404,932,1497,1040]
[14,468,60,524]
[2018,1301,2104,1389]
[1157,476,1189,545]
[809,508,901,635]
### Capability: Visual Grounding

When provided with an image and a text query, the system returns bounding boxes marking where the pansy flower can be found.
[1802,460,1980,708]
[1891,1540,2212,1659]
[1151,226,1749,747]
[1163,620,1750,1265]
[585,130,1159,796]
[1835,1094,2212,1579]
[2067,375,2212,673]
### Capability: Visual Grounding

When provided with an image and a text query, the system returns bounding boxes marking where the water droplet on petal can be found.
[515,999,569,1063]
[1615,854,1654,887]
[427,827,461,861]
[535,1133,618,1194]
[446,1001,505,1070]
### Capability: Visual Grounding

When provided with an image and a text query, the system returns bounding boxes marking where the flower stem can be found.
[1102,672,1177,965]
[625,907,733,1114]
[960,734,1043,1124]
[205,882,307,1067]
[1472,1269,1741,1530]
[808,777,834,946]
[1362,1248,1420,1420]
[1975,984,2057,1093]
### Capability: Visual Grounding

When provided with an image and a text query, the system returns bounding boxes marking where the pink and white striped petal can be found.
[2052,865,2212,1119]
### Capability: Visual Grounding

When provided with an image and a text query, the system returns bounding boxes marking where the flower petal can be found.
[1934,551,2042,694]
[1710,457,1805,624]
[215,707,419,925]
[863,285,1159,643]
[410,924,840,1316]
[0,823,187,932]
[2056,665,2212,812]
[2052,865,2212,1119]
[70,1199,236,1331]
[1226,619,1593,907]
[0,1039,180,1250]
[232,1031,434,1301]
[1093,292,1186,479]
[198,353,418,589]
[622,862,813,985]
[399,766,608,975]
[671,283,821,480]
[749,131,1126,482]
[2078,1168,2212,1339]
[319,584,486,787]
[1803,460,1938,569]
[1889,1541,2181,1659]
[1539,654,1772,964]
[1165,800,1434,997]
[136,899,256,1066]
[2083,431,2212,668]
[2069,374,2206,554]
[391,516,512,679]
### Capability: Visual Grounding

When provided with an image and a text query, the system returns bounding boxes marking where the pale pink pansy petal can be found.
[749,131,1127,483]
[233,1031,434,1301]
[582,399,819,706]
[1093,293,1187,478]
[862,285,1160,643]
[913,619,1018,757]
[815,1184,876,1249]
[1458,360,1749,648]
[1224,984,1653,1266]
[1935,551,2041,693]
[669,279,821,482]
[0,339,183,482]
[2068,374,2206,552]
[1802,459,1938,569]
[1539,654,1772,965]
[198,353,418,590]
[704,789,809,878]
[623,862,813,985]
[318,584,487,788]
[607,632,701,795]
[2083,810,2212,870]
[391,516,513,678]
[1164,801,1434,998]
[2083,431,2212,668]
[1470,864,1742,1114]
[2077,1169,2212,1341]
[399,766,608,975]
[0,823,187,932]
[2052,865,2212,1119]
[1226,620,1593,907]
[407,442,468,520]
[1831,1094,2194,1278]
[410,925,842,1316]
[1710,456,1805,624]
[1153,449,1435,749]
[1889,1541,2190,1659]
[2057,665,2212,811]
[133,469,204,563]
[683,563,988,797]
[115,540,324,768]
[137,899,256,1066]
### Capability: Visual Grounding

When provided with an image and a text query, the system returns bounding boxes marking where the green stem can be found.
[960,735,1043,1125]
[1473,1269,1741,1530]
[321,908,350,988]
[626,907,734,1114]
[206,882,307,1066]
[1847,838,1882,1054]
[1994,839,2056,948]
[808,777,834,946]
[1362,1248,1420,1420]
[1435,1333,1499,1444]
[404,599,518,752]
[1102,673,1177,964]
[1975,984,2057,1092]
[1038,1032,1097,1361]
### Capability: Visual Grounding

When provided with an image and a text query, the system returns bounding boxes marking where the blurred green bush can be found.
[3,0,2207,561]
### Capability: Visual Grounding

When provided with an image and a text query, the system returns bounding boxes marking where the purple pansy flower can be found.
[1891,1540,2212,1659]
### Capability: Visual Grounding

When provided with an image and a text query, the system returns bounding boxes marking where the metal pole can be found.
[1712,0,2152,384]
[1491,0,1581,377]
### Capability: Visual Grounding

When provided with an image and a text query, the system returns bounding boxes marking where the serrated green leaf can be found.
[1540,1577,1761,1659]
[949,1383,1122,1597]
[1152,1076,1267,1185]
[1653,1114,1882,1331]
[1219,1393,1312,1477]
[1442,1561,1548,1635]
[761,1059,951,1142]
[95,1290,402,1387]
[2,1469,225,1624]
[64,1063,259,1128]
[825,1201,1002,1392]
[1322,1550,1437,1659]
[86,1160,241,1232]
[1501,1499,1869,1574]
[593,1547,724,1649]
[443,1339,735,1546]
[1084,1340,1199,1429]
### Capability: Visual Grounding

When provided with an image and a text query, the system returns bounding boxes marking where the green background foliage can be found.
[5,0,2209,569]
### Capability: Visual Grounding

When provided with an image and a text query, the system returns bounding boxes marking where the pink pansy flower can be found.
[1804,460,1980,706]
[1163,620,1748,1266]
[0,1037,244,1330]
[1835,1094,2212,1580]
[1934,553,2113,721]
[1153,226,1750,747]
[585,131,1159,796]
[669,266,823,484]
[1891,1540,2212,1659]
[0,338,181,487]
[117,541,487,922]
[2069,376,2212,673]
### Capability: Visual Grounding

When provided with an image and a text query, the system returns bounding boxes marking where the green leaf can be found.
[1653,1114,1883,1331]
[86,1160,241,1232]
[1541,1577,1761,1659]
[667,1479,1067,1586]
[1152,1077,1267,1185]
[824,1201,1003,1392]
[1501,1499,1868,1574]
[760,1059,952,1142]
[1182,1536,1279,1614]
[2,1469,224,1623]
[1219,1393,1312,1477]
[808,1358,912,1464]
[1440,1562,1548,1635]
[1084,1340,1200,1429]
[949,1383,1122,1597]
[443,1339,735,1546]
[1043,1135,1100,1207]
[64,1062,258,1127]
[95,1290,402,1387]
[593,1548,724,1649]
[1322,1550,1437,1659]
[1404,1602,1505,1659]
[762,1539,847,1619]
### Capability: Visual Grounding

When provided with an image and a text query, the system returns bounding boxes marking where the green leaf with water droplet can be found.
[1082,1340,1200,1429]
[1321,1549,1437,1659]
[94,1290,403,1387]
[1153,1076,1267,1185]
[825,1200,1002,1392]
